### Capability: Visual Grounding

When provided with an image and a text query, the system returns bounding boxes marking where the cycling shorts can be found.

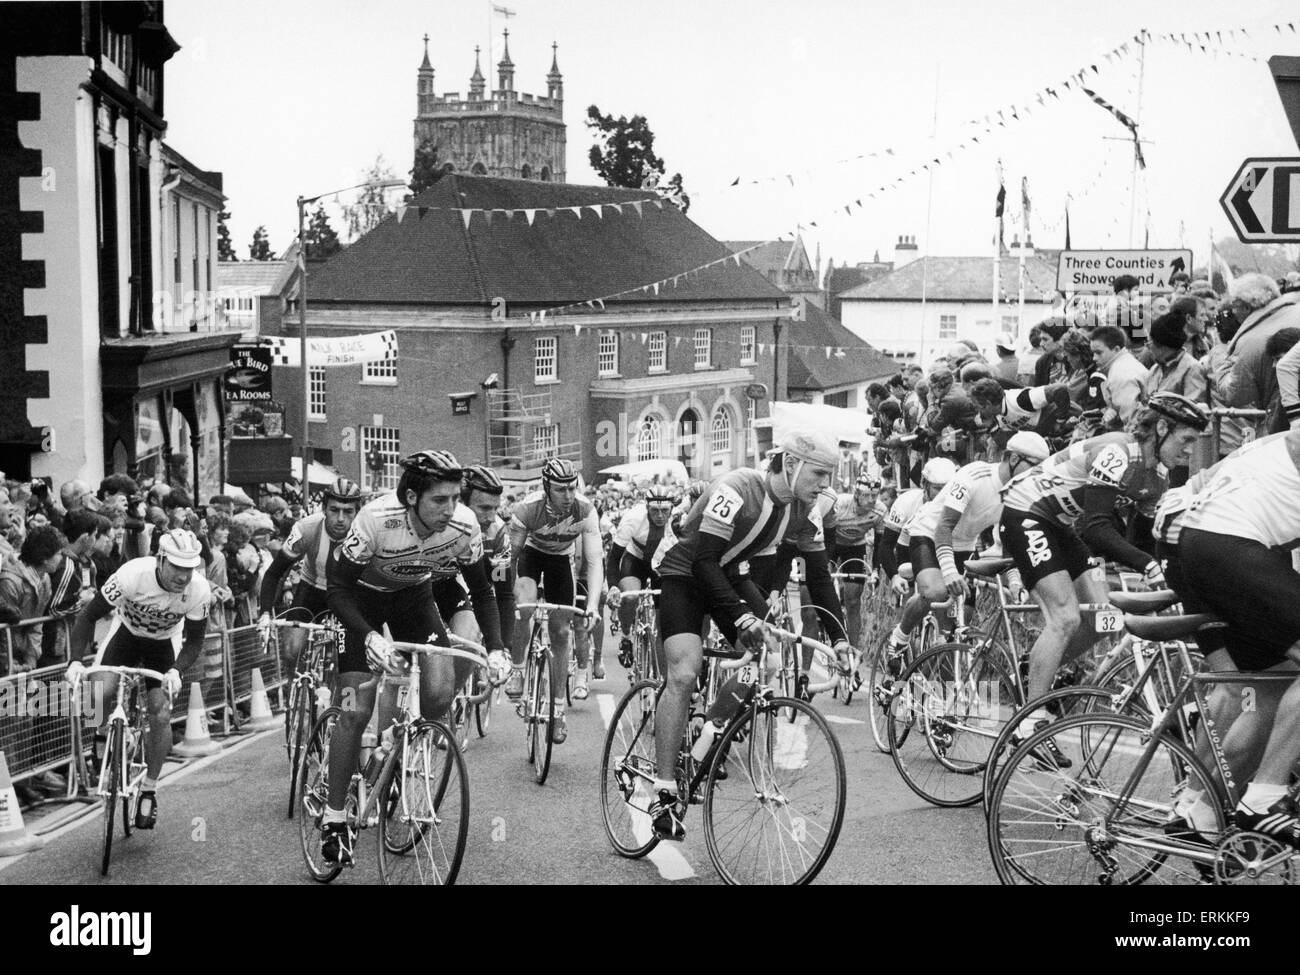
[337,587,448,675]
[98,627,175,691]
[834,544,869,576]
[618,552,660,589]
[660,575,768,646]
[431,578,473,623]
[908,536,974,577]
[517,548,576,607]
[291,582,330,619]
[1001,508,1091,589]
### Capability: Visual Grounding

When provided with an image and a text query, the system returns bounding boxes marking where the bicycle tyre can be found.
[123,716,147,837]
[599,678,663,859]
[532,650,553,785]
[475,678,498,738]
[987,712,1225,886]
[377,720,469,885]
[703,695,846,884]
[865,638,904,754]
[296,707,344,884]
[287,679,313,819]
[100,721,121,876]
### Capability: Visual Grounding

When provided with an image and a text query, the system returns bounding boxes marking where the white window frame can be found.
[938,315,957,340]
[693,328,712,370]
[534,335,558,384]
[635,415,664,462]
[711,408,732,457]
[597,331,619,377]
[363,356,398,385]
[532,423,559,459]
[360,425,401,492]
[648,331,667,373]
[308,366,326,421]
[739,325,756,365]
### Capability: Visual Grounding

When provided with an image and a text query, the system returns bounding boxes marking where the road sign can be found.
[1220,157,1300,243]
[1056,249,1192,293]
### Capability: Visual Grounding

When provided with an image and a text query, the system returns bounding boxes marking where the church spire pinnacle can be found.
[469,45,485,98]
[420,33,431,69]
[497,29,514,92]
[549,41,561,77]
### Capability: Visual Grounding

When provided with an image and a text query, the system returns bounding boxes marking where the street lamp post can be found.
[296,179,405,503]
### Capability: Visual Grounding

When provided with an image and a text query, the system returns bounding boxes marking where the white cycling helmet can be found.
[778,427,839,469]
[157,528,203,568]
[920,457,957,486]
[1006,431,1051,464]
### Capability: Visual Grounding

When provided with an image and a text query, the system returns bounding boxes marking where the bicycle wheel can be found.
[475,676,498,738]
[100,722,121,876]
[600,678,663,859]
[777,631,800,723]
[378,720,469,885]
[531,650,553,785]
[566,653,574,707]
[703,695,846,884]
[286,679,314,819]
[889,642,1017,808]
[122,720,147,837]
[987,712,1225,886]
[296,707,344,884]
[448,679,471,752]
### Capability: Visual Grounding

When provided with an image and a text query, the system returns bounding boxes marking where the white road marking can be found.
[595,691,696,882]
[822,713,865,726]
[0,725,282,874]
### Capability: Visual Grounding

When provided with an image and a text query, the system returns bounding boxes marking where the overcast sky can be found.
[163,0,1300,276]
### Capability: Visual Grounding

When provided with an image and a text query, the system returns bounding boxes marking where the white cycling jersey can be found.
[907,461,1004,551]
[100,556,211,642]
[885,488,925,546]
[1178,430,1300,549]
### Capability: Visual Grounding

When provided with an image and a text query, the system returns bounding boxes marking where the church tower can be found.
[414,31,566,182]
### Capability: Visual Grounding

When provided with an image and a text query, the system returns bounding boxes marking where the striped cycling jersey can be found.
[1178,430,1300,549]
[907,461,1005,550]
[1001,432,1161,526]
[281,512,337,591]
[655,468,825,577]
[484,515,511,567]
[1152,434,1281,547]
[101,557,211,642]
[336,494,483,592]
[509,491,599,556]
[612,502,675,563]
[829,493,881,547]
[884,488,925,546]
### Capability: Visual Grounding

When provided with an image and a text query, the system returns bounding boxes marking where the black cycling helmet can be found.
[321,476,362,505]
[541,457,578,484]
[461,464,504,503]
[400,449,464,478]
[855,473,882,491]
[1139,391,1210,433]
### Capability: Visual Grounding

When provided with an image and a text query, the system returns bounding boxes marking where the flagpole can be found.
[1128,29,1146,247]
[1017,177,1028,344]
[993,160,1003,352]
[918,65,939,368]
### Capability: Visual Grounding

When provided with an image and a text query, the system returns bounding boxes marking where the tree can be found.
[217,209,237,261]
[407,138,446,199]
[304,204,341,260]
[343,155,398,241]
[586,104,690,213]
[249,225,272,261]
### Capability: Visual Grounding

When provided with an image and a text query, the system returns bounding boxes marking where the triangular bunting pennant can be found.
[652,282,660,295]
[610,204,623,216]
[569,207,582,219]
[396,205,408,224]
[654,201,664,210]
[589,205,603,219]
[460,209,473,230]
[502,209,514,221]
[631,201,644,217]
[757,343,765,355]
[525,209,537,225]
[546,208,557,218]
[483,210,494,227]
[574,323,582,336]
[640,333,648,343]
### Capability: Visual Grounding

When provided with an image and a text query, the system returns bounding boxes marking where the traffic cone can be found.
[0,750,45,856]
[243,667,277,731]
[172,683,221,757]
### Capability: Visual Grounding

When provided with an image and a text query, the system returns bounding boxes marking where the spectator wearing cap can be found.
[1033,319,1071,386]
[1223,273,1300,437]
[1090,325,1149,428]
[994,334,1020,384]
[0,525,65,672]
[40,509,110,667]
[1142,313,1208,405]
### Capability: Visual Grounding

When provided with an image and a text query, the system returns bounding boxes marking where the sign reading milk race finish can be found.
[1055,249,1193,294]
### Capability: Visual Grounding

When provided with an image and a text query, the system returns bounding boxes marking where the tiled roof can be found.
[787,301,898,391]
[839,255,1060,303]
[307,174,785,307]
[722,239,802,275]
[216,260,293,294]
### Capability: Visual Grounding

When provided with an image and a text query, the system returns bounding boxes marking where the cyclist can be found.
[649,428,849,841]
[66,529,211,829]
[321,450,507,864]
[1175,427,1300,845]
[506,458,603,744]
[607,485,677,669]
[1000,392,1208,738]
[461,465,516,653]
[825,473,882,649]
[257,477,363,673]
[878,458,957,629]
[886,432,1051,658]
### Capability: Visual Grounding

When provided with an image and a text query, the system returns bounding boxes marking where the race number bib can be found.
[1094,609,1123,634]
[704,484,744,527]
[1089,444,1131,487]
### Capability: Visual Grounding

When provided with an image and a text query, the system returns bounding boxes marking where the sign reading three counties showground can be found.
[1055,249,1193,294]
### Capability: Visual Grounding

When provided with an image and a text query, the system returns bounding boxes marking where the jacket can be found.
[1100,349,1149,426]
[0,558,51,670]
[1226,293,1300,413]
[1141,349,1208,404]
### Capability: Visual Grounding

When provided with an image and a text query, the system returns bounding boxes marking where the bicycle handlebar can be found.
[78,664,172,684]
[613,589,661,600]
[387,641,491,669]
[516,601,594,618]
[267,618,332,632]
[448,633,487,656]
[1210,407,1266,418]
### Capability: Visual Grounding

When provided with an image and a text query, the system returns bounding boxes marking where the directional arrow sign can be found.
[1220,157,1300,244]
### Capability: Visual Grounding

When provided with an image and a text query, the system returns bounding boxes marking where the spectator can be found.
[1034,319,1071,386]
[0,487,16,565]
[204,512,235,629]
[58,479,92,516]
[149,489,197,554]
[833,441,861,493]
[206,494,235,517]
[0,526,65,672]
[1224,273,1300,430]
[1062,329,1107,439]
[1168,294,1213,360]
[886,373,907,403]
[1275,330,1300,431]
[1204,303,1247,456]
[1171,269,1191,295]
[1110,273,1140,335]
[223,519,261,626]
[1263,328,1300,433]
[923,365,981,462]
[1090,324,1149,428]
[1018,325,1043,386]
[1142,313,1209,405]
[40,509,109,667]
[993,334,1020,383]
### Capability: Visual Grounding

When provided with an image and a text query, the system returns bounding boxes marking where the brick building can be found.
[265,174,790,492]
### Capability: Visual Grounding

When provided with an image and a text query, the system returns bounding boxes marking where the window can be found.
[823,390,850,408]
[938,315,957,340]
[635,416,663,462]
[308,367,326,421]
[534,336,557,383]
[711,408,732,457]
[138,63,157,98]
[192,203,200,302]
[693,328,712,370]
[648,332,667,373]
[102,25,132,75]
[597,331,619,377]
[172,197,181,289]
[363,356,397,384]
[975,319,992,330]
[360,426,400,492]
[532,424,559,460]
[740,325,756,365]
[203,210,211,297]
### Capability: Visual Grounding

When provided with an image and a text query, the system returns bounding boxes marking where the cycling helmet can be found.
[321,476,362,504]
[1005,431,1051,464]
[1143,391,1210,432]
[463,464,504,496]
[921,457,958,486]
[855,473,882,490]
[541,457,578,484]
[157,528,203,568]
[778,428,839,469]
[399,450,464,479]
[645,484,674,504]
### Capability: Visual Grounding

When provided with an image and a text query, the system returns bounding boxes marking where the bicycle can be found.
[266,616,338,819]
[599,623,847,884]
[445,632,498,750]
[829,570,870,706]
[515,600,589,785]
[986,609,1299,885]
[612,588,661,684]
[295,638,486,885]
[70,665,171,877]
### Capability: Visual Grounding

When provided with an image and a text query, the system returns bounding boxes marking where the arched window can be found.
[711,407,732,459]
[635,415,663,462]
[471,162,487,175]
[520,163,532,180]
[540,165,551,182]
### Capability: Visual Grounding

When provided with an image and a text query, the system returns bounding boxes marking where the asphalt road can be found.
[0,659,998,885]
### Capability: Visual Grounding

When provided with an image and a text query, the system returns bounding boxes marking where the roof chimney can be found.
[894,234,919,269]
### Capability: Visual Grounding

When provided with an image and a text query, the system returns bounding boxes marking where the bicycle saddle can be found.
[964,557,1015,578]
[1108,590,1180,614]
[1123,612,1225,641]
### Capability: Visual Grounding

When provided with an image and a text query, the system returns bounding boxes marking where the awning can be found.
[308,461,340,486]
[753,401,873,447]
[221,483,255,505]
[598,459,690,484]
